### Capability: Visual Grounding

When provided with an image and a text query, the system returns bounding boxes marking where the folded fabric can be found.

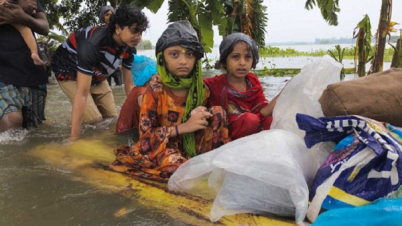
[319,68,402,126]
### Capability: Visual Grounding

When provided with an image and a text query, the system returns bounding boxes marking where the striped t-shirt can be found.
[52,26,133,86]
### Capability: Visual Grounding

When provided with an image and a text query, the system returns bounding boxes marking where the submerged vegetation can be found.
[259,45,395,62]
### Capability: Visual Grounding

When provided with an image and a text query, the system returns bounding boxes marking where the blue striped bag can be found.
[296,113,402,222]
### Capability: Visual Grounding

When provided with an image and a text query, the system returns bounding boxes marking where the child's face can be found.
[104,10,113,25]
[163,46,196,77]
[115,23,143,47]
[225,42,253,79]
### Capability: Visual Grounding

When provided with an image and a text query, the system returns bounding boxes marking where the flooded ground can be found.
[0,67,289,226]
[0,53,392,225]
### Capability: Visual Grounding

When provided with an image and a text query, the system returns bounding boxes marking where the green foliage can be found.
[259,45,395,62]
[205,0,227,37]
[142,40,154,49]
[40,0,133,33]
[131,0,165,13]
[328,45,346,79]
[37,31,67,51]
[251,0,268,48]
[305,0,340,26]
[222,0,267,48]
[198,11,214,52]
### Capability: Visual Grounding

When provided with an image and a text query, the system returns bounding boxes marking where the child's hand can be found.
[182,108,212,133]
[150,73,160,81]
[190,106,207,116]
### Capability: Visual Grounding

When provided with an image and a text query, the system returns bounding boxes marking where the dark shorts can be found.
[0,82,47,128]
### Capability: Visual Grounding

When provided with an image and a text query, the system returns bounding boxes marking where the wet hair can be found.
[107,5,149,34]
[219,33,259,69]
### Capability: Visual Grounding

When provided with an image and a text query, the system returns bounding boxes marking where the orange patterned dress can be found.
[110,80,230,181]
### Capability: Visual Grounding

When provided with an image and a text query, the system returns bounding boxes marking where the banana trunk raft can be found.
[30,139,297,226]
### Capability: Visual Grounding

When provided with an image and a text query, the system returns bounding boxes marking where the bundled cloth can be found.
[319,68,402,126]
[131,54,157,86]
[296,113,402,222]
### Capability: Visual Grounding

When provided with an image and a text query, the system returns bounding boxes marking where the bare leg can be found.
[12,23,45,66]
[0,111,23,132]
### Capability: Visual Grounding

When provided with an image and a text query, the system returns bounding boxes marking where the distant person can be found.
[51,5,149,140]
[0,0,49,132]
[110,20,230,181]
[204,33,278,140]
[98,5,123,86]
[98,5,114,27]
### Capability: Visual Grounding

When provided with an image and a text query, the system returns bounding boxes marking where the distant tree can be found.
[40,0,133,34]
[142,40,154,50]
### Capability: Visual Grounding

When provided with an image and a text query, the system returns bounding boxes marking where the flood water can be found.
[0,51,392,225]
[0,65,289,225]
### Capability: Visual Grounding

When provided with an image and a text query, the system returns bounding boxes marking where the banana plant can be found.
[390,29,402,68]
[131,0,267,52]
[353,15,373,77]
[369,0,393,74]
[305,0,340,26]
[223,0,267,48]
[305,0,394,75]
[328,45,346,80]
[132,0,227,53]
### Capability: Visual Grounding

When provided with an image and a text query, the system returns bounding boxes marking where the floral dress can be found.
[110,80,230,181]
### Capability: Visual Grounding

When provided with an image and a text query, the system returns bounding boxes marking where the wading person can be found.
[98,5,123,87]
[0,0,49,132]
[110,20,230,181]
[51,5,149,140]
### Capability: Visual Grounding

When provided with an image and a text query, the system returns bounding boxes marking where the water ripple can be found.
[0,129,29,144]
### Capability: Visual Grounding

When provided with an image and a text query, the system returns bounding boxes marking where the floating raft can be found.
[30,139,297,226]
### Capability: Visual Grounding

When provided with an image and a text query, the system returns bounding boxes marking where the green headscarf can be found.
[157,52,205,157]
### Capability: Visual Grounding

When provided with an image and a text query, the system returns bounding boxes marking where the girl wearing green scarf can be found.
[110,21,230,181]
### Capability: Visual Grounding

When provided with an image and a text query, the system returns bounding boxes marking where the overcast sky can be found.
[141,0,402,45]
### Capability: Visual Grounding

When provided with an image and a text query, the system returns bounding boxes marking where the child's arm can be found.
[12,23,44,65]
[260,94,279,117]
[122,67,134,96]
[0,1,49,35]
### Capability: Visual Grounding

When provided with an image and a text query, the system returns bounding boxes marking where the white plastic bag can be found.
[271,55,341,174]
[170,130,311,223]
[168,56,342,224]
[271,55,342,138]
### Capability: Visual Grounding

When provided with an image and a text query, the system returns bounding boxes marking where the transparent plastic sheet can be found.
[168,56,342,224]
[271,55,341,178]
